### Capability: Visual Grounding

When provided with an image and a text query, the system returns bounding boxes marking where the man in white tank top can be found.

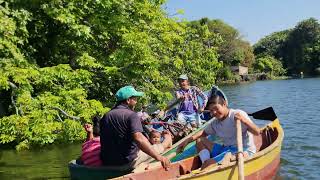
[176,94,260,170]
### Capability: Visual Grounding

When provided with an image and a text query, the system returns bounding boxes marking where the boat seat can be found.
[178,156,201,175]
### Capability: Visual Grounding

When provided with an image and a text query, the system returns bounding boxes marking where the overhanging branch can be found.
[51,106,80,121]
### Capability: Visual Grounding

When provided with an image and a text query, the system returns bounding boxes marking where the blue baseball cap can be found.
[115,86,144,102]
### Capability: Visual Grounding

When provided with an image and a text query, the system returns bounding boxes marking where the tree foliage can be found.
[254,18,320,76]
[253,56,286,77]
[189,18,256,82]
[283,18,320,75]
[0,0,222,149]
[194,18,255,68]
[253,30,290,60]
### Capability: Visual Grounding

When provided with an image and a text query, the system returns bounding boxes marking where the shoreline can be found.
[216,75,298,86]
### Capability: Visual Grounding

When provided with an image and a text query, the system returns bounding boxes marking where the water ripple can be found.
[223,78,320,180]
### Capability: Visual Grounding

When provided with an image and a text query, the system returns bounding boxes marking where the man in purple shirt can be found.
[175,75,208,128]
[100,86,170,171]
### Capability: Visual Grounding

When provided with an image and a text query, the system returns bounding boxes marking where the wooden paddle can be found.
[164,98,183,111]
[235,107,276,180]
[147,121,184,130]
[236,119,244,180]
[156,98,182,119]
[204,106,277,121]
[247,107,277,121]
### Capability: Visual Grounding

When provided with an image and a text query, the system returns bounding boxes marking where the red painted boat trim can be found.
[246,154,280,180]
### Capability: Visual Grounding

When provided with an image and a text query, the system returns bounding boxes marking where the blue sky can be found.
[164,0,320,44]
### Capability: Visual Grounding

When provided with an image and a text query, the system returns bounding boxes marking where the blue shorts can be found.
[211,144,237,163]
[211,144,253,163]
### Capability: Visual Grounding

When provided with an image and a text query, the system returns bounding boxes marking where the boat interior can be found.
[113,125,279,180]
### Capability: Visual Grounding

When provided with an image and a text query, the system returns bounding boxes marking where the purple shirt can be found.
[177,89,197,114]
[176,86,208,115]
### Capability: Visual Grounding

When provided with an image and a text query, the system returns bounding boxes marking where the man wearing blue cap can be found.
[176,74,208,128]
[100,86,170,171]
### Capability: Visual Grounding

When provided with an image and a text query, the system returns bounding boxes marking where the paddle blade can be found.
[165,98,182,111]
[248,107,277,121]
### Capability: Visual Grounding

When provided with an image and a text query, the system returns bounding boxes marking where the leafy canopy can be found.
[0,0,222,149]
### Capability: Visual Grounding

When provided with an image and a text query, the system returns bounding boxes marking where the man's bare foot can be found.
[220,152,232,166]
[230,153,237,161]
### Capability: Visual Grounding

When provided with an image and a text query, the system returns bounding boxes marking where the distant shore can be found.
[216,75,292,86]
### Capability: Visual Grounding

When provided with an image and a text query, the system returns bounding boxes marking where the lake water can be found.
[0,77,319,180]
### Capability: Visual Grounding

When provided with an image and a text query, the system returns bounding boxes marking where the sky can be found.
[164,0,320,44]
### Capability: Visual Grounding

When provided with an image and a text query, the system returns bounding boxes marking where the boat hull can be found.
[181,138,281,179]
[113,119,284,180]
[68,120,213,180]
[68,160,131,180]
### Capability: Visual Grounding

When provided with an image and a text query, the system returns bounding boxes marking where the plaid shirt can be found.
[176,86,208,112]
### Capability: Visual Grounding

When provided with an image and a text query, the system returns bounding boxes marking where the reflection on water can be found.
[0,143,81,180]
[0,78,319,180]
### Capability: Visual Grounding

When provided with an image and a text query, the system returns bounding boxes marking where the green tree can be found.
[189,18,255,83]
[0,0,222,149]
[254,18,320,76]
[196,18,255,68]
[253,30,290,60]
[283,18,320,75]
[254,56,286,77]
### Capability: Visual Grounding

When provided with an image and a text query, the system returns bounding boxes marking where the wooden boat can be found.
[68,88,216,180]
[112,107,284,180]
[68,119,213,180]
